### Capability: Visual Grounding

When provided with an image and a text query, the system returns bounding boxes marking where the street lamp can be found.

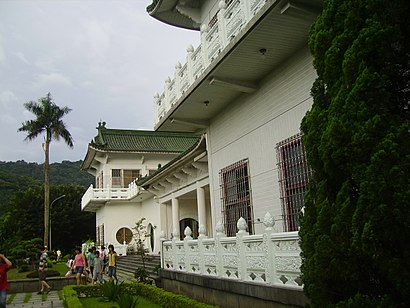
[49,194,66,250]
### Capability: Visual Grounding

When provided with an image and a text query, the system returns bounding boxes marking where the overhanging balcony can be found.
[81,182,140,212]
[152,0,321,132]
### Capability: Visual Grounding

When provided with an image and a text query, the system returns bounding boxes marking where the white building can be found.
[82,0,323,305]
[81,121,201,254]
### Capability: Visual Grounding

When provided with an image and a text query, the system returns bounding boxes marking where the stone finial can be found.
[237,217,247,234]
[165,77,171,84]
[160,230,166,240]
[218,0,227,10]
[200,24,209,33]
[184,226,192,239]
[215,221,225,235]
[263,212,275,231]
[172,227,180,240]
[175,62,182,70]
[187,44,194,53]
[198,224,207,238]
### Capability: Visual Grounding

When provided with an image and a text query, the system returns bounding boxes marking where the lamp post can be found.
[49,194,66,250]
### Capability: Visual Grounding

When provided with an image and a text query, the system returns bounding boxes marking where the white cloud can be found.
[14,51,30,65]
[32,72,73,90]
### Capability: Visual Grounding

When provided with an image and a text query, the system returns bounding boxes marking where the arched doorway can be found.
[179,218,199,239]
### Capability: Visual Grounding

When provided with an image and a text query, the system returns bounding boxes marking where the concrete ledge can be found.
[8,277,78,293]
[160,269,309,307]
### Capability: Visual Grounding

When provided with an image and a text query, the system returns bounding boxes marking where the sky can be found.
[0,0,200,163]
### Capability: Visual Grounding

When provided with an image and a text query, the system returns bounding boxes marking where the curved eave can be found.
[147,0,200,31]
[138,134,206,187]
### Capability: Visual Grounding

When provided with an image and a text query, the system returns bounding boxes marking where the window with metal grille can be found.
[112,169,121,187]
[123,170,140,187]
[276,133,311,232]
[220,159,253,236]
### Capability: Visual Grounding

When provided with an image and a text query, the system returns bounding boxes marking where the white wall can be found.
[207,46,316,234]
[95,197,163,254]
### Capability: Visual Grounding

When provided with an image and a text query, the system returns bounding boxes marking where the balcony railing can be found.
[160,213,303,288]
[81,182,140,210]
[153,0,267,124]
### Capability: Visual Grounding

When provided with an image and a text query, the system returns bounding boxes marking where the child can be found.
[0,253,12,307]
[92,251,105,284]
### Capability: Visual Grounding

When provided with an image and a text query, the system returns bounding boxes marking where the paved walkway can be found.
[6,269,136,307]
[7,291,64,308]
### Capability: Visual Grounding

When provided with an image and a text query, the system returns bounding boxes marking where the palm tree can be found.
[18,93,74,247]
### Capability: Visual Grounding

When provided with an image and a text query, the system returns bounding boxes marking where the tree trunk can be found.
[43,139,50,248]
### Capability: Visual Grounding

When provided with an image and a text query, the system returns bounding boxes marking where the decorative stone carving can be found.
[263,212,275,231]
[198,224,207,238]
[237,217,247,233]
[184,226,192,239]
[215,221,225,235]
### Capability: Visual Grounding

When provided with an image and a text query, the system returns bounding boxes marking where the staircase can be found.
[116,254,161,281]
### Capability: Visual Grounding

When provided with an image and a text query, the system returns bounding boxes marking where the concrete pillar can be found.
[196,185,207,238]
[171,197,180,239]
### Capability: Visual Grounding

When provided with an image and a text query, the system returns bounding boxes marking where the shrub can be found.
[100,280,123,302]
[117,293,138,308]
[63,285,82,308]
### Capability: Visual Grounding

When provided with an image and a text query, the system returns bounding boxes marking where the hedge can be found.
[63,282,219,308]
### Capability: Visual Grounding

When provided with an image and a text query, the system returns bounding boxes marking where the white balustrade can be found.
[161,213,303,288]
[153,0,268,125]
[81,181,141,209]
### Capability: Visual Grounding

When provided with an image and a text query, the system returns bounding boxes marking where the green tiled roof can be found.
[90,122,200,153]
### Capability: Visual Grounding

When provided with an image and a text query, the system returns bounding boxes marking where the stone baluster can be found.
[218,0,228,47]
[200,23,210,67]
[106,184,111,198]
[174,62,182,98]
[263,212,276,284]
[186,45,195,84]
[184,226,192,272]
[164,77,172,109]
[236,217,249,280]
[215,221,225,276]
[160,231,166,269]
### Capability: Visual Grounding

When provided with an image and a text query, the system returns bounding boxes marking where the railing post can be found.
[217,1,228,48]
[183,227,192,273]
[160,231,166,269]
[236,217,249,280]
[263,212,276,284]
[186,45,195,85]
[107,184,111,198]
[215,221,225,276]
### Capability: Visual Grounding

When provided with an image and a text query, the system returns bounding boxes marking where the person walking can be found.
[92,251,105,284]
[107,244,118,282]
[0,253,12,308]
[38,246,52,294]
[73,247,88,285]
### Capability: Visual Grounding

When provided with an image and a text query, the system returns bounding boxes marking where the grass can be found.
[7,262,68,280]
[6,293,15,304]
[79,296,160,308]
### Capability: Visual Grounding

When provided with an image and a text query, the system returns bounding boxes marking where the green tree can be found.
[300,0,410,306]
[0,184,95,255]
[18,93,74,247]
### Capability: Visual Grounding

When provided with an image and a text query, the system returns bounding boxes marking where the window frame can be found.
[219,159,253,236]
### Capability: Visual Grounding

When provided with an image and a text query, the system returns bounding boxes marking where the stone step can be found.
[116,254,161,279]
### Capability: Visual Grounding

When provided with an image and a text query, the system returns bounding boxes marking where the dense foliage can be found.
[0,160,93,212]
[300,0,410,306]
[0,184,95,257]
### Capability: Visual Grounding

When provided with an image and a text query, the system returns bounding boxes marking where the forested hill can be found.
[0,160,94,209]
[0,160,93,203]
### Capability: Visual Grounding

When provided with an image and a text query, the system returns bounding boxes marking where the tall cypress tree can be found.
[300,0,410,306]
